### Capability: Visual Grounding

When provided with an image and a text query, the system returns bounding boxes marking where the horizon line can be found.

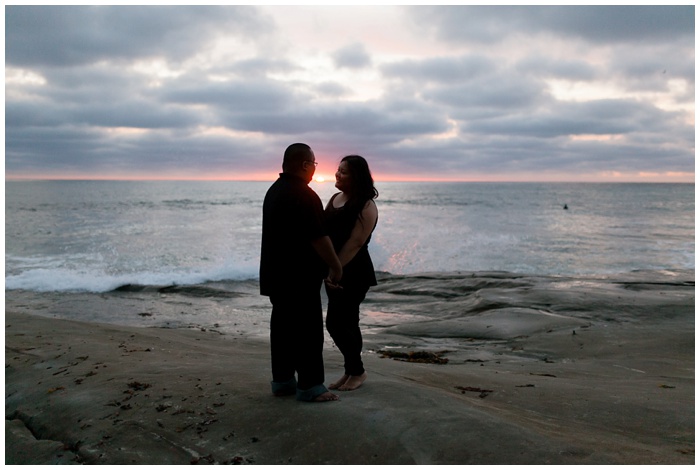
[5,176,695,184]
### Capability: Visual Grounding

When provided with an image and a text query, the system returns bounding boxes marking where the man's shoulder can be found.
[265,175,292,197]
[281,175,319,197]
[264,175,320,206]
[268,173,306,190]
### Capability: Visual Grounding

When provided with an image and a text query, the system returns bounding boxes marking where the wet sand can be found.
[5,270,695,464]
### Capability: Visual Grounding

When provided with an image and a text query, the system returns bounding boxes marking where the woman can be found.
[324,155,379,391]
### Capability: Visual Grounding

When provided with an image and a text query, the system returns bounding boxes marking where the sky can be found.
[4,4,696,182]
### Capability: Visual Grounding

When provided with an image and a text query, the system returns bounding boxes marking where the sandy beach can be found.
[5,270,695,465]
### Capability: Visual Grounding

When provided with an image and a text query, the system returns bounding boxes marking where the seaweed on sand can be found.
[378,350,449,364]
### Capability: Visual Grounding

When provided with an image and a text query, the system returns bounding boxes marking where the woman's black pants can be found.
[325,284,368,376]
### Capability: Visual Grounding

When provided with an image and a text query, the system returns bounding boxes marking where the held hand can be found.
[324,278,343,290]
[326,265,343,289]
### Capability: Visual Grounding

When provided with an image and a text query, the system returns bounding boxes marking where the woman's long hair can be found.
[341,155,378,219]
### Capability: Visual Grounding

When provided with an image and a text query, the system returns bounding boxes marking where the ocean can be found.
[5,180,695,293]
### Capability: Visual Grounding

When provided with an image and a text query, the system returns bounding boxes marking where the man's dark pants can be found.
[269,283,325,392]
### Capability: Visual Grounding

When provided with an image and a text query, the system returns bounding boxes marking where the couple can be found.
[260,143,378,402]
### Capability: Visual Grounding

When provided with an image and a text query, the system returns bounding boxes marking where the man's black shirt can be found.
[259,173,327,296]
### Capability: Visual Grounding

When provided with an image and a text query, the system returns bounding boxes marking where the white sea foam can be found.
[5,257,260,293]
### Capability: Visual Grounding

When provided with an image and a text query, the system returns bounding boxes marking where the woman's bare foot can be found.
[338,372,367,391]
[312,391,340,402]
[329,374,350,390]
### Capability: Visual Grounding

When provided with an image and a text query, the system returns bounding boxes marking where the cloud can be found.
[332,43,373,69]
[4,5,694,181]
[514,56,597,82]
[409,6,694,45]
[424,78,547,112]
[162,75,298,114]
[462,99,678,138]
[6,6,271,67]
[382,54,495,84]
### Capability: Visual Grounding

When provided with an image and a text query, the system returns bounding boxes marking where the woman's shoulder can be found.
[361,198,378,221]
[325,192,342,209]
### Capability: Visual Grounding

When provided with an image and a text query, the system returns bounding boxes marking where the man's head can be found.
[282,143,317,183]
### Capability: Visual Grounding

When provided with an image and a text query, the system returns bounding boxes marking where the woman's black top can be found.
[325,193,377,289]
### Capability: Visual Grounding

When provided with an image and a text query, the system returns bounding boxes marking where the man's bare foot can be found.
[312,391,340,402]
[338,372,367,391]
[329,374,350,390]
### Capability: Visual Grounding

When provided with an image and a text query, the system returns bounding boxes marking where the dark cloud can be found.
[223,101,447,141]
[424,78,547,111]
[6,5,271,67]
[332,43,372,69]
[225,58,300,78]
[7,97,199,130]
[462,99,676,138]
[514,56,597,82]
[382,54,494,84]
[409,6,694,45]
[6,126,116,175]
[607,44,695,91]
[5,124,273,178]
[541,6,694,44]
[315,81,352,97]
[162,76,298,114]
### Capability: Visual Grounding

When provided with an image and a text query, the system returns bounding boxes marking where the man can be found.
[260,143,342,402]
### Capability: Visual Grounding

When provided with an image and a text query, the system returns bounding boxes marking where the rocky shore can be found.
[5,270,695,464]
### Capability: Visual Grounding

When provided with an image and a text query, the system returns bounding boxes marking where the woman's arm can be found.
[337,200,378,267]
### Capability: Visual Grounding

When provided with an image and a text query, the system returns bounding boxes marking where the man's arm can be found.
[311,235,343,285]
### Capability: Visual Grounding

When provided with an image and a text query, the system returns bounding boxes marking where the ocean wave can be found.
[112,283,250,298]
[161,198,256,207]
[5,265,259,293]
